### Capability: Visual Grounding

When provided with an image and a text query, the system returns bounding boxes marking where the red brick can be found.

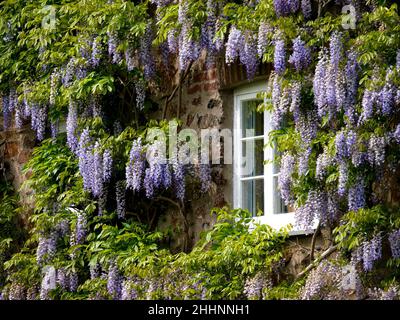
[203,81,219,92]
[205,69,217,81]
[187,84,202,95]
[5,142,19,158]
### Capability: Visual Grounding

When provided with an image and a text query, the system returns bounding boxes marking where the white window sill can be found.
[250,214,318,236]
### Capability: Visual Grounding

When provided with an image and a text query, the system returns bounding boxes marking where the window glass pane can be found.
[241,99,263,138]
[241,139,264,177]
[241,179,264,216]
[273,176,288,214]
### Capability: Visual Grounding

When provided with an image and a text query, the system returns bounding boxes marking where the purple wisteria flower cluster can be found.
[107,31,122,64]
[316,147,335,181]
[125,138,210,202]
[140,24,156,80]
[77,129,113,198]
[273,35,286,75]
[288,36,311,72]
[388,229,400,259]
[368,285,399,300]
[240,33,259,79]
[295,190,327,229]
[243,272,272,300]
[352,234,382,272]
[271,74,310,132]
[116,180,126,219]
[274,0,312,18]
[201,0,218,56]
[313,33,361,125]
[359,67,400,125]
[301,260,342,300]
[278,152,295,205]
[107,260,123,300]
[126,138,146,192]
[257,22,272,58]
[36,232,58,265]
[225,26,244,65]
[55,268,79,292]
[178,0,200,71]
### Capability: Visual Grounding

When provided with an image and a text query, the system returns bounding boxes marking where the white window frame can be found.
[233,81,307,234]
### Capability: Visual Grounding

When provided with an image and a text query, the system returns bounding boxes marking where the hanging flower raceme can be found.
[240,33,259,79]
[90,36,102,67]
[274,0,299,17]
[78,128,93,191]
[271,73,290,130]
[368,134,386,167]
[36,232,58,265]
[49,69,60,106]
[335,131,350,163]
[201,0,217,54]
[75,212,87,245]
[278,152,295,205]
[316,147,334,181]
[103,149,113,183]
[313,49,329,118]
[135,80,146,110]
[2,95,11,130]
[289,81,301,123]
[353,234,382,272]
[144,140,168,198]
[67,99,78,153]
[92,141,104,198]
[257,22,271,58]
[198,150,212,194]
[301,0,312,19]
[121,278,140,300]
[140,24,156,80]
[378,68,395,116]
[326,191,340,225]
[116,180,126,219]
[177,0,199,71]
[358,89,375,125]
[30,104,47,141]
[107,31,122,64]
[338,162,348,197]
[295,111,317,146]
[295,190,327,229]
[393,124,400,144]
[171,147,186,202]
[325,32,343,110]
[179,22,200,71]
[62,58,76,87]
[225,26,244,65]
[273,35,286,75]
[125,47,135,72]
[126,138,146,192]
[344,51,359,114]
[348,176,366,212]
[388,229,400,259]
[288,36,311,72]
[167,29,179,54]
[150,0,174,8]
[107,260,123,300]
[56,268,70,291]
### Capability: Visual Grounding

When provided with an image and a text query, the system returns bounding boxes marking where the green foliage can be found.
[334,205,400,251]
[0,183,26,287]
[39,206,288,300]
